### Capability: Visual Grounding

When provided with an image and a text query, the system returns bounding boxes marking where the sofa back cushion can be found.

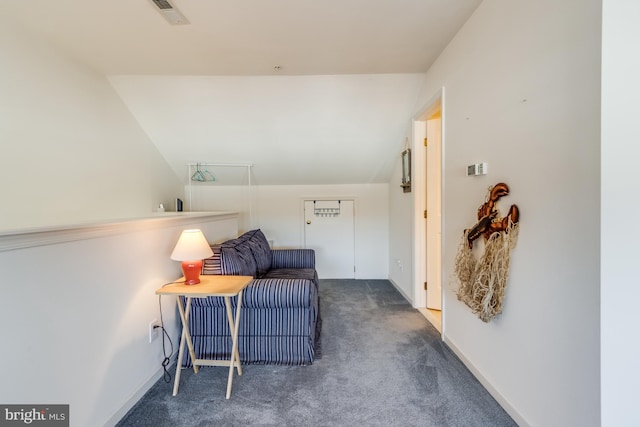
[243,229,272,277]
[202,238,257,277]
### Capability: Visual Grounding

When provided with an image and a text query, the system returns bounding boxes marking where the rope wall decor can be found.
[454,183,520,322]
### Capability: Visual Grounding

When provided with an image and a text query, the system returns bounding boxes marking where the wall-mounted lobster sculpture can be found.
[455,182,520,322]
[466,182,520,248]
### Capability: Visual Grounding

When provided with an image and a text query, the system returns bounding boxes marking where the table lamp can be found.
[170,229,214,285]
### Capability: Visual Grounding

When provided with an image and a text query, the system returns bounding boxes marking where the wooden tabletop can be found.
[156,275,253,297]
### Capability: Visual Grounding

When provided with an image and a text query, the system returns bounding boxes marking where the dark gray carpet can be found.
[117,279,516,427]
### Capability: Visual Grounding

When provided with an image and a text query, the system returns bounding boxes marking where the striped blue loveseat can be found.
[183,229,320,366]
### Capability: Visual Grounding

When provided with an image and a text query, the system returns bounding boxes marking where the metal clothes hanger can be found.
[191,163,215,182]
[203,168,216,182]
[191,163,205,182]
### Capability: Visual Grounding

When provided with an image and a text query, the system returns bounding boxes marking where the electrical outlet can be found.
[148,319,160,343]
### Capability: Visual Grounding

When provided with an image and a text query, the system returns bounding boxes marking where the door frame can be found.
[412,88,445,332]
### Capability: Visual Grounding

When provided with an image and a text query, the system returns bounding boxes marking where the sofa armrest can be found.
[271,249,315,269]
[190,278,317,309]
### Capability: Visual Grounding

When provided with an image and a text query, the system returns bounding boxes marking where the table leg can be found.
[224,291,243,399]
[181,297,199,374]
[224,294,243,376]
[233,291,243,375]
[173,297,198,396]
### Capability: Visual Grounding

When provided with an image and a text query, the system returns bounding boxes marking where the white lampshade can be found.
[170,229,213,261]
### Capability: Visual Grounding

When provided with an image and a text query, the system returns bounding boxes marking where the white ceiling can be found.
[5,0,481,75]
[5,0,481,184]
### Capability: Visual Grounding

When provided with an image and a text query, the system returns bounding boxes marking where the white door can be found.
[304,200,355,278]
[426,117,442,310]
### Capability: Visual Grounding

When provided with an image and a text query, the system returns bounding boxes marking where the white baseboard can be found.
[388,277,413,304]
[443,336,530,427]
[103,355,177,427]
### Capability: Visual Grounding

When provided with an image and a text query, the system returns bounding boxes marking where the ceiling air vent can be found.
[152,0,173,9]
[150,0,190,25]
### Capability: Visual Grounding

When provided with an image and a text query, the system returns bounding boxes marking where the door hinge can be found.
[424,210,428,219]
[424,282,428,290]
[424,137,428,147]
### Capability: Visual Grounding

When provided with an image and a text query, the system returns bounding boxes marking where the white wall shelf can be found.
[0,211,237,252]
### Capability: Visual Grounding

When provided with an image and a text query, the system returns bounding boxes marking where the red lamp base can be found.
[181,259,204,285]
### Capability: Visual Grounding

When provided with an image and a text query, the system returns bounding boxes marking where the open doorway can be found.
[412,89,443,333]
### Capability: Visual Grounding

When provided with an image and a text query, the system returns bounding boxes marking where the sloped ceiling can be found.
[109,74,425,184]
[4,0,482,185]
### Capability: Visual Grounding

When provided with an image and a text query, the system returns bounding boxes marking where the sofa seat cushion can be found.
[263,268,317,282]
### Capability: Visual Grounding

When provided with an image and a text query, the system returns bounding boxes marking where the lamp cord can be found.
[157,280,185,383]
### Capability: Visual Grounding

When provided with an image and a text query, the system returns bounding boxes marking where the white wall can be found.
[388,141,414,300]
[188,183,389,279]
[601,1,640,425]
[0,19,182,231]
[0,19,219,426]
[389,0,601,425]
[0,215,238,427]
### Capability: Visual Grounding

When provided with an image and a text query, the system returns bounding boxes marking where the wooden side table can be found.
[156,275,253,398]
